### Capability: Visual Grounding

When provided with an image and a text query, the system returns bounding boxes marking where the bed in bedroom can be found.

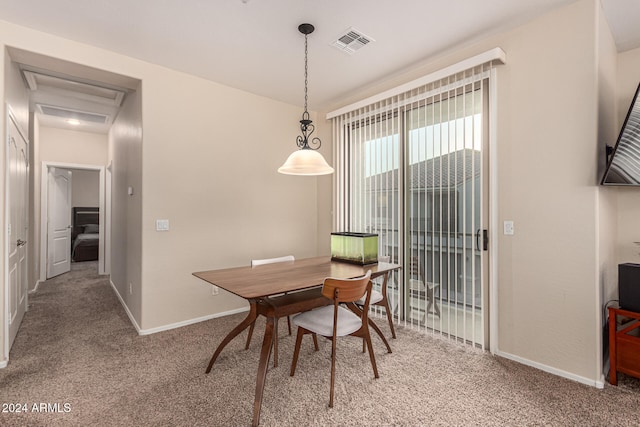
[71,207,100,262]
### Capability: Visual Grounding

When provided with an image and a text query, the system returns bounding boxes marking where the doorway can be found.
[40,162,106,282]
[2,47,141,365]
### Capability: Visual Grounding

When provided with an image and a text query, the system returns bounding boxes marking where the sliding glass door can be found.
[405,83,487,347]
[335,73,490,349]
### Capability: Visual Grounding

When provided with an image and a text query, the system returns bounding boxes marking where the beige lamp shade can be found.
[278,148,334,175]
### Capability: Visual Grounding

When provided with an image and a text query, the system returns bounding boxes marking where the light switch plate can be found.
[503,220,514,235]
[156,219,169,231]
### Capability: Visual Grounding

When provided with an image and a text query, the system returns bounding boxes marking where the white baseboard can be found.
[108,279,248,336]
[28,280,42,295]
[137,306,249,336]
[0,359,7,368]
[495,350,605,389]
[109,279,142,333]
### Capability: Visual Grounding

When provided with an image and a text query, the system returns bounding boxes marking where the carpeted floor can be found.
[1,262,640,426]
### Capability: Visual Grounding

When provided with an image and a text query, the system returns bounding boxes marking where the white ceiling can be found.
[1,0,639,133]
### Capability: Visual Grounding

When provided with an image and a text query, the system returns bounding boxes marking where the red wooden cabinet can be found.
[608,306,640,385]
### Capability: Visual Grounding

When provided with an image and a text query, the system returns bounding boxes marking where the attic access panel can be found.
[37,104,109,124]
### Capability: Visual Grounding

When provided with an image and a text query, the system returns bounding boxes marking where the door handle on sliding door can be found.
[475,229,488,251]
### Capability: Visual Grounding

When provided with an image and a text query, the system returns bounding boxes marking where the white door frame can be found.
[40,161,107,281]
[105,161,112,274]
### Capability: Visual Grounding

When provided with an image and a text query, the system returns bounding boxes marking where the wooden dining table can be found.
[193,256,401,427]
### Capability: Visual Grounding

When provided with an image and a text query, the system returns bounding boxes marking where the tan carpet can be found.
[1,262,640,426]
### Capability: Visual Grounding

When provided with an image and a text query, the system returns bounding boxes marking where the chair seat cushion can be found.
[293,305,362,337]
[355,289,382,306]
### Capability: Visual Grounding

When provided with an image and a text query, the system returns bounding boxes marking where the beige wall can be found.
[71,170,100,208]
[140,71,323,329]
[109,82,142,325]
[322,0,606,384]
[38,127,108,165]
[315,125,333,255]
[3,50,29,131]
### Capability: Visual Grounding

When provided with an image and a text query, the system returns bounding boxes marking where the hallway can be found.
[0,262,135,425]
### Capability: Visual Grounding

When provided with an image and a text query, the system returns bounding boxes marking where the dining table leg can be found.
[206,301,258,373]
[252,315,275,427]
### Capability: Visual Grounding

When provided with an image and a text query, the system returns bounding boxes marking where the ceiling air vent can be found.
[37,104,109,124]
[331,27,375,54]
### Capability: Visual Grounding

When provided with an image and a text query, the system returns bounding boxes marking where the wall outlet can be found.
[211,286,219,296]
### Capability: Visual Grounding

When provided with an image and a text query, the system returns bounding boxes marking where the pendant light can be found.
[278,23,334,176]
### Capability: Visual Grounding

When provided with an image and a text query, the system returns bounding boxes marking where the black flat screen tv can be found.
[601,82,640,186]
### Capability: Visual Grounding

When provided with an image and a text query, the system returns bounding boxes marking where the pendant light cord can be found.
[304,32,309,114]
[296,24,321,151]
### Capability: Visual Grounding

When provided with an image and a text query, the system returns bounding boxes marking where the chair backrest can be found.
[321,270,372,303]
[408,256,425,282]
[251,255,295,267]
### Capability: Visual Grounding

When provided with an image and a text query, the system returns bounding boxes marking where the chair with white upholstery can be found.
[290,270,377,408]
[245,255,295,368]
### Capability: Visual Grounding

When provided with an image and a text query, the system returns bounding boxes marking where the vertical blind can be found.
[331,56,500,349]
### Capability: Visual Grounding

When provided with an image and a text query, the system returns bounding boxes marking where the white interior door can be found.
[7,114,29,348]
[47,167,72,279]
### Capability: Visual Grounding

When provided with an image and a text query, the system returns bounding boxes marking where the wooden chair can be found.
[355,256,396,340]
[408,256,440,323]
[245,255,294,367]
[290,271,378,408]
